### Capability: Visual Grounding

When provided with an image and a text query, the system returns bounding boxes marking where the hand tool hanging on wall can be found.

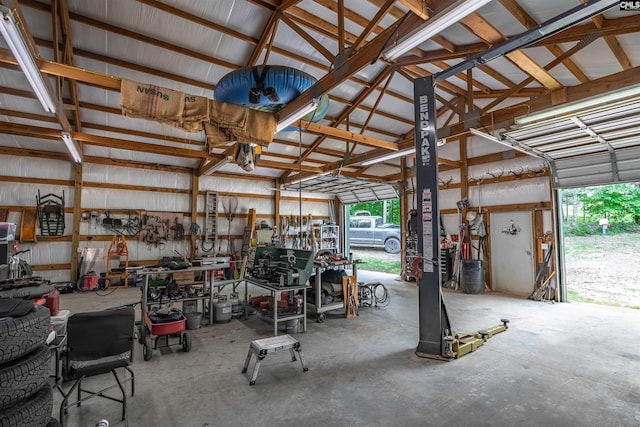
[223,197,238,255]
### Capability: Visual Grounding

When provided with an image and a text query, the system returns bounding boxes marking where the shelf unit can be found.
[243,279,308,336]
[319,225,339,252]
[134,263,233,332]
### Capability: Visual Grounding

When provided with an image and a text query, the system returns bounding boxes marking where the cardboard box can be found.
[172,270,195,283]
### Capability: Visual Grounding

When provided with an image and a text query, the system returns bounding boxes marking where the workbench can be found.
[243,278,308,336]
[131,263,236,343]
[309,259,360,322]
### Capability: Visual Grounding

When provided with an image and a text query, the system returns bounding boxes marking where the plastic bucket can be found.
[185,312,203,330]
[284,318,299,334]
[460,260,485,294]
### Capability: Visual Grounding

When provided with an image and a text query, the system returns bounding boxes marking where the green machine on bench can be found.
[250,246,314,287]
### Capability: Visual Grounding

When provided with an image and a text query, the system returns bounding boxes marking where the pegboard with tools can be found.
[139,212,185,248]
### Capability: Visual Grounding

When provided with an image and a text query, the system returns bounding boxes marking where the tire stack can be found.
[0,300,57,427]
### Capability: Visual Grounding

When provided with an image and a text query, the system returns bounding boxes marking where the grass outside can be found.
[564,233,640,309]
[355,256,401,274]
[352,234,640,309]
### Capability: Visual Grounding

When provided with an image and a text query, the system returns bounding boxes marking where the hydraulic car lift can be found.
[410,2,618,358]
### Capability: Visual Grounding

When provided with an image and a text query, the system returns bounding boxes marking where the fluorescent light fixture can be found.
[275,99,319,133]
[383,0,491,61]
[361,147,416,166]
[201,155,232,175]
[61,132,82,163]
[0,5,56,113]
[290,171,331,185]
[515,85,640,125]
[469,128,545,160]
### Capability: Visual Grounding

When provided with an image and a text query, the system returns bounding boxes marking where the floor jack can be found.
[443,319,510,359]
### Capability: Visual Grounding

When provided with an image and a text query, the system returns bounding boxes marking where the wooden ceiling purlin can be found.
[458,12,563,91]
[0,49,410,158]
[24,0,450,134]
[442,65,640,139]
[280,14,334,62]
[433,60,491,95]
[360,70,395,135]
[0,120,209,160]
[275,8,429,121]
[533,14,640,46]
[338,0,345,53]
[296,64,397,165]
[588,11,632,70]
[79,122,206,148]
[481,34,599,114]
[351,0,396,51]
[56,0,83,138]
[396,13,640,68]
[498,0,589,84]
[301,122,399,151]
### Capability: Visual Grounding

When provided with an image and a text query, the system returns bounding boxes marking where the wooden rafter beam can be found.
[280,14,334,61]
[279,0,302,10]
[481,34,598,113]
[442,65,640,139]
[0,122,208,158]
[458,12,563,91]
[360,71,394,134]
[352,0,395,51]
[301,122,399,151]
[338,0,345,53]
[398,0,430,20]
[499,0,589,84]
[587,8,632,70]
[296,65,397,163]
[433,60,490,94]
[247,10,281,66]
[275,6,431,121]
[395,15,640,67]
[57,0,82,136]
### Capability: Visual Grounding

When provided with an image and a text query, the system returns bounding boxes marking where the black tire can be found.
[45,417,61,427]
[384,237,401,254]
[0,384,53,427]
[0,283,54,300]
[182,331,192,352]
[0,345,50,411]
[143,337,153,361]
[0,304,50,365]
[137,326,145,344]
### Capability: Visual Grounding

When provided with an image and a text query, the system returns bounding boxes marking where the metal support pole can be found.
[414,76,451,360]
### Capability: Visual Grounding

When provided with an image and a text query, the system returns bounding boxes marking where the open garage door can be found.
[500,95,640,302]
[503,97,640,189]
[282,175,398,203]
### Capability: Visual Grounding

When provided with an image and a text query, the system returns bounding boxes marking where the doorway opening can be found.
[560,183,640,309]
[346,200,402,275]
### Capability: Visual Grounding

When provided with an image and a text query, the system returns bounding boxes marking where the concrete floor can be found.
[52,270,640,427]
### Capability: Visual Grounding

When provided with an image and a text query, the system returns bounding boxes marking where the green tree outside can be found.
[349,200,401,225]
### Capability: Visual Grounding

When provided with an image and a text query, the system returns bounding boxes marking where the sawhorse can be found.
[242,334,308,385]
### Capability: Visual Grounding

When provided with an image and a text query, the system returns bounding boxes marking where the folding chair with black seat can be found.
[58,307,135,426]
